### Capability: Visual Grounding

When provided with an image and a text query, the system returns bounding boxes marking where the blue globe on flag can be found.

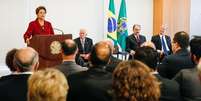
[108,17,117,33]
[118,17,127,34]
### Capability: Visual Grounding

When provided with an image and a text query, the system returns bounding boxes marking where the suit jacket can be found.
[158,49,194,79]
[154,74,181,101]
[151,35,172,54]
[173,68,201,101]
[0,74,30,101]
[126,34,146,59]
[74,37,93,54]
[67,66,112,101]
[105,56,122,73]
[57,61,88,77]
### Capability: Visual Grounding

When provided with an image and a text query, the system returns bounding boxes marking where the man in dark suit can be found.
[126,24,146,59]
[74,29,93,61]
[158,31,194,79]
[134,46,181,101]
[0,47,39,101]
[67,41,113,101]
[151,25,172,57]
[173,36,201,101]
[57,39,87,77]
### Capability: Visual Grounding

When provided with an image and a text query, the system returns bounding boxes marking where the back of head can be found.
[141,41,156,50]
[5,48,18,72]
[90,41,112,66]
[134,46,159,70]
[28,68,68,101]
[13,47,39,72]
[113,60,160,101]
[190,36,201,60]
[173,31,189,49]
[102,39,115,52]
[61,39,77,56]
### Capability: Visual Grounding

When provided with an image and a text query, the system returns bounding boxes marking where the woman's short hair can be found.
[113,60,160,101]
[5,48,18,72]
[28,68,68,101]
[35,6,46,14]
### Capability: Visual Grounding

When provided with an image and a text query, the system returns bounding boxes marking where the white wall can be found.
[0,0,153,74]
[0,0,28,66]
[190,0,201,37]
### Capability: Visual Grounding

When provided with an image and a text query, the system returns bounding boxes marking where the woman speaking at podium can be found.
[23,6,54,44]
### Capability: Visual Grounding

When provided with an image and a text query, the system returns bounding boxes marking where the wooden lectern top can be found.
[28,34,72,69]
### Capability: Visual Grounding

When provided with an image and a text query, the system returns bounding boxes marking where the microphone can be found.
[53,28,64,35]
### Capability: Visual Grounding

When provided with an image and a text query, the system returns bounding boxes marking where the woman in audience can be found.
[28,68,68,101]
[113,60,160,101]
[5,48,18,72]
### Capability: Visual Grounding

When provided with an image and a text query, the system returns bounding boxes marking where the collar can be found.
[151,71,158,75]
[175,48,188,55]
[12,72,33,75]
[159,34,165,37]
[62,61,76,64]
[80,38,85,40]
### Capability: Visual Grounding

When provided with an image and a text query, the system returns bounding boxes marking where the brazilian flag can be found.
[107,0,118,45]
[117,0,128,51]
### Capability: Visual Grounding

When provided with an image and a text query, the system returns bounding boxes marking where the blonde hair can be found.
[113,60,160,101]
[28,68,68,101]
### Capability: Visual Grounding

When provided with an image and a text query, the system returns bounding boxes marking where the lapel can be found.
[131,34,137,43]
[157,35,162,47]
[79,38,84,48]
[84,38,87,48]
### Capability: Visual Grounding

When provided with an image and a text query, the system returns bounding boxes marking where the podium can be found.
[28,34,72,69]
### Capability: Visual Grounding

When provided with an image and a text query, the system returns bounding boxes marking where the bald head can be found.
[90,41,111,66]
[102,39,114,52]
[61,39,77,56]
[103,40,114,48]
[14,47,39,72]
[141,41,156,50]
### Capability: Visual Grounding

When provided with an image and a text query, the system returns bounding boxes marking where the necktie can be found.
[136,35,140,47]
[81,39,85,53]
[161,36,168,55]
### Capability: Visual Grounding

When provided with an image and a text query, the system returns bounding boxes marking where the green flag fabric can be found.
[117,0,128,51]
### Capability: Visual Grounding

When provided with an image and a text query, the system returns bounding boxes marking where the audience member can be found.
[74,28,93,61]
[141,41,156,49]
[126,24,146,59]
[5,48,18,72]
[113,60,160,101]
[0,47,39,101]
[173,36,201,101]
[28,68,68,101]
[68,41,113,101]
[103,40,122,73]
[158,31,194,79]
[134,46,181,101]
[57,39,87,77]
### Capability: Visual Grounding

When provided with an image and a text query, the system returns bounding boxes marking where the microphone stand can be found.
[53,28,65,40]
